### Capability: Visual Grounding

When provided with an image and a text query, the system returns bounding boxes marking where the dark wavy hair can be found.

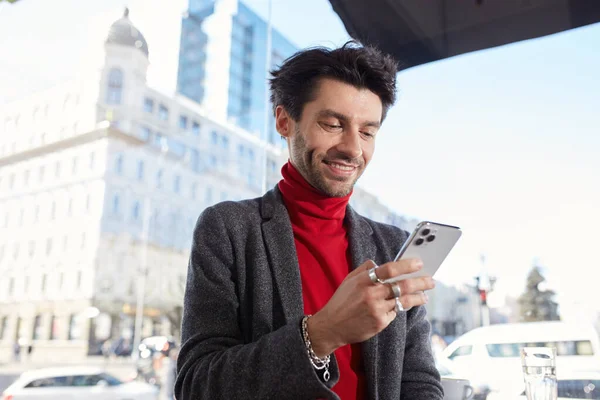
[269,41,398,122]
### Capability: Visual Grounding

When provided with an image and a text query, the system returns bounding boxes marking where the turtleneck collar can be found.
[278,161,352,230]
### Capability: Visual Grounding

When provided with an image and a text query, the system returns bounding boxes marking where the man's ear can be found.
[275,105,293,138]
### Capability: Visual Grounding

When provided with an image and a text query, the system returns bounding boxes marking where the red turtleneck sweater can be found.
[278,162,365,400]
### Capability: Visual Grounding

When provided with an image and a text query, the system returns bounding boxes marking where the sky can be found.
[1,0,599,322]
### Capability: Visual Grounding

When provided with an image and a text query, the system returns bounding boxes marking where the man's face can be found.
[276,78,383,197]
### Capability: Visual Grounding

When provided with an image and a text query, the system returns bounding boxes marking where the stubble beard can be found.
[290,126,362,198]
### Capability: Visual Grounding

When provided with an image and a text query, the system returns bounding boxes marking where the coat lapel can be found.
[260,187,304,324]
[346,206,380,400]
[260,189,380,399]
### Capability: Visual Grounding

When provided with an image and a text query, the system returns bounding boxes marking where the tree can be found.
[518,265,560,322]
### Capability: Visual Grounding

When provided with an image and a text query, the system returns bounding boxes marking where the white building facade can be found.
[0,10,414,362]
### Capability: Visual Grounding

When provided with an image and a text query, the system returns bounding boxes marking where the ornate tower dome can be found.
[105,8,149,57]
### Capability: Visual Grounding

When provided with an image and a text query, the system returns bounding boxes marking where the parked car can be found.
[441,321,600,395]
[2,366,158,400]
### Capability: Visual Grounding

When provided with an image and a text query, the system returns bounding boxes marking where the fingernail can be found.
[413,259,423,269]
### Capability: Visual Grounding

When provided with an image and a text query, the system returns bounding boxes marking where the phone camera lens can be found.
[421,228,431,236]
[426,235,436,242]
[415,238,424,246]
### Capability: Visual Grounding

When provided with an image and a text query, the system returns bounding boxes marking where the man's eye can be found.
[325,124,342,129]
[362,131,375,138]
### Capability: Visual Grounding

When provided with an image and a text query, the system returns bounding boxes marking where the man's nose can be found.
[336,129,362,160]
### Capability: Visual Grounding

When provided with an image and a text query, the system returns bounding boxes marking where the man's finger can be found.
[374,258,423,281]
[348,259,377,280]
[397,292,429,312]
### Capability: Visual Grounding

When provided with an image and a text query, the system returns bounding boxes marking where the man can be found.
[175,42,443,399]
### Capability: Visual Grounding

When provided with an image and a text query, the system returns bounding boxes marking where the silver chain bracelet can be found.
[301,315,331,382]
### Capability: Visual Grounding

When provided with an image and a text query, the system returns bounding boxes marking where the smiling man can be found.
[175,42,443,400]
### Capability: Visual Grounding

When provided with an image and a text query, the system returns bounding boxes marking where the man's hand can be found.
[307,258,435,357]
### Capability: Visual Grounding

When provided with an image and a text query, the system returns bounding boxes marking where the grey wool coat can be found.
[175,186,443,400]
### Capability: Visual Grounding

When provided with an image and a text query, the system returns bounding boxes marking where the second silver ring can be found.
[390,283,401,298]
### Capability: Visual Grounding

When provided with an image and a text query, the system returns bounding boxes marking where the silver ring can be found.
[390,283,401,298]
[368,265,385,285]
[395,297,404,313]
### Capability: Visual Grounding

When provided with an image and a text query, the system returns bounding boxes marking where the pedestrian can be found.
[13,341,21,363]
[175,41,442,399]
[27,343,33,361]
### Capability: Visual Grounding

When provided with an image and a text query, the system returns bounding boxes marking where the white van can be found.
[441,321,600,395]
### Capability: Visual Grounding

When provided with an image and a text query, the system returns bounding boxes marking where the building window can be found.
[115,154,124,175]
[211,131,219,145]
[72,157,78,174]
[39,165,45,182]
[190,149,200,172]
[49,315,57,340]
[156,169,163,188]
[9,173,15,189]
[132,201,140,221]
[144,97,154,113]
[34,205,40,222]
[24,169,30,186]
[77,271,82,290]
[81,233,86,249]
[8,278,15,296]
[46,238,52,255]
[63,236,68,251]
[24,276,30,294]
[55,161,61,178]
[86,195,91,212]
[112,194,120,215]
[41,274,47,293]
[174,175,181,193]
[68,314,81,340]
[0,316,8,340]
[106,68,123,104]
[192,121,200,136]
[32,315,42,340]
[179,115,188,129]
[89,152,95,169]
[28,240,35,257]
[221,136,229,150]
[139,125,151,141]
[50,202,56,220]
[67,198,73,216]
[131,161,142,183]
[158,104,169,121]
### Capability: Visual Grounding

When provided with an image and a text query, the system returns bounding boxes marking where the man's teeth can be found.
[330,163,354,171]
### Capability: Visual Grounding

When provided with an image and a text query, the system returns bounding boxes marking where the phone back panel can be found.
[386,221,462,283]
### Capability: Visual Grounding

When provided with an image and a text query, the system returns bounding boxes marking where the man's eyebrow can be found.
[317,109,381,128]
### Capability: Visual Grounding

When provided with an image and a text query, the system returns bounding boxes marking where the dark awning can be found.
[328,0,600,70]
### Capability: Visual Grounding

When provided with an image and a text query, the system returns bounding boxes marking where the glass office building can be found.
[177,0,298,146]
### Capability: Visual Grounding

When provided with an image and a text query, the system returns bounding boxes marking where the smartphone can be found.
[384,221,462,284]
